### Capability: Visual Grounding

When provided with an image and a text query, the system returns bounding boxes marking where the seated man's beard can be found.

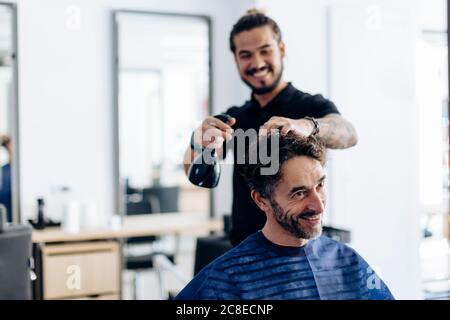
[242,63,284,95]
[270,199,322,240]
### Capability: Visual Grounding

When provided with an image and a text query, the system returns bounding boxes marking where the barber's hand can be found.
[193,116,236,149]
[259,117,314,137]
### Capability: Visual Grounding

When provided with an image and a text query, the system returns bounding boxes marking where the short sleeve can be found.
[303,94,341,118]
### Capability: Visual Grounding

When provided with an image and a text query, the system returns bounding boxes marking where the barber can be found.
[183,9,358,246]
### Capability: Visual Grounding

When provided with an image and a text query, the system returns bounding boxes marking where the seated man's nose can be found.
[307,194,325,213]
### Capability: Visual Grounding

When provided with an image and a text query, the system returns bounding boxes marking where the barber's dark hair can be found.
[229,8,282,53]
[238,132,326,199]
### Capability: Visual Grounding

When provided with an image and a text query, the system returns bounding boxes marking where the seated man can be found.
[176,132,394,300]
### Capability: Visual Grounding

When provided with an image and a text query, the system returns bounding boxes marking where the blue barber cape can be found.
[176,231,394,300]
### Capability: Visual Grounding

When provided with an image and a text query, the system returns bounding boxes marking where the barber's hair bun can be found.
[245,8,266,16]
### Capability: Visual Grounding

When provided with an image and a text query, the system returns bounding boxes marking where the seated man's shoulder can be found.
[310,236,395,300]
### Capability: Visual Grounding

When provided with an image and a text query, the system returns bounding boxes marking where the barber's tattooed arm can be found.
[260,113,357,149]
[316,114,358,149]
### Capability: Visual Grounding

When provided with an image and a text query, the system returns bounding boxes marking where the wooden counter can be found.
[32,212,223,300]
[33,212,222,243]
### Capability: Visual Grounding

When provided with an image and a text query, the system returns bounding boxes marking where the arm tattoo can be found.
[316,115,358,149]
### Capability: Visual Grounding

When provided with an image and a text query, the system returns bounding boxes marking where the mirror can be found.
[0,2,18,223]
[113,11,211,218]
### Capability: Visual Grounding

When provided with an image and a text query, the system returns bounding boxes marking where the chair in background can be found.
[125,177,140,195]
[0,209,33,299]
[143,185,180,254]
[143,186,179,213]
[194,234,232,276]
[193,215,232,276]
[124,186,179,299]
[126,199,152,216]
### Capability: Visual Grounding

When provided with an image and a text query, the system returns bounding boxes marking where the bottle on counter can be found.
[35,198,46,230]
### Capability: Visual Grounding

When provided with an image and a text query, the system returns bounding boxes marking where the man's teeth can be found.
[302,215,320,221]
[252,69,269,77]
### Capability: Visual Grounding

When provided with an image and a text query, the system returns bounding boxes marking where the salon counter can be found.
[31,212,222,300]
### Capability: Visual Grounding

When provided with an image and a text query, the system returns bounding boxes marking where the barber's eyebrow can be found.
[257,44,272,50]
[238,44,272,56]
[288,175,326,196]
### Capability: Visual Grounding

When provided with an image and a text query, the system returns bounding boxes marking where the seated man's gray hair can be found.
[238,132,326,199]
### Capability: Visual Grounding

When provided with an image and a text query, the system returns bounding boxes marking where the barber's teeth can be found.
[253,69,269,77]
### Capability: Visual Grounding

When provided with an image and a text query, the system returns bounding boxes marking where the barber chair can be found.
[193,215,232,275]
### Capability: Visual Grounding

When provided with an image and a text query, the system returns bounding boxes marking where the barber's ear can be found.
[279,41,285,58]
[250,190,271,213]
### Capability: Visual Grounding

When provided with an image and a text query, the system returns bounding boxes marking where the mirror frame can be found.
[112,10,213,218]
[0,2,20,223]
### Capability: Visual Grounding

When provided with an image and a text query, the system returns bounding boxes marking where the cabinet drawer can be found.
[42,242,120,299]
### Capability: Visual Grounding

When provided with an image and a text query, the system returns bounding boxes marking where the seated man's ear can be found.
[250,190,271,214]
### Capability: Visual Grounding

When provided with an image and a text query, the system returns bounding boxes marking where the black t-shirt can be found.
[224,83,340,246]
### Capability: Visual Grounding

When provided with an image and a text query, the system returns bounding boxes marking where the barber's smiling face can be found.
[233,26,285,95]
[269,156,326,239]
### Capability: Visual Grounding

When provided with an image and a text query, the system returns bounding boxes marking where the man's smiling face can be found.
[269,156,326,239]
[233,26,285,95]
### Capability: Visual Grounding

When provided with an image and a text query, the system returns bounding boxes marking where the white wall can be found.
[259,0,423,299]
[13,0,252,222]
[419,0,446,31]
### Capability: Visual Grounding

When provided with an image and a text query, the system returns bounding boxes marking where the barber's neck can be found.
[262,222,308,247]
[253,80,288,108]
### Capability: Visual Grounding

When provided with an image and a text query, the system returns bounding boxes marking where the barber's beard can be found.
[270,199,322,240]
[242,62,284,95]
